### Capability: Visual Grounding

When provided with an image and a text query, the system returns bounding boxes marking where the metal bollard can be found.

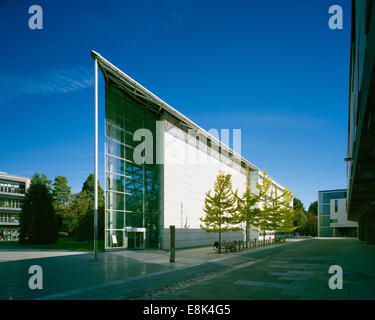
[170,225,175,262]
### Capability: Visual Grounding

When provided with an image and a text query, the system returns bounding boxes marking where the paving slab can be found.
[2,238,375,300]
[134,239,375,300]
[277,276,310,281]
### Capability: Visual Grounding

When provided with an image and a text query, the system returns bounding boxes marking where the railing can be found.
[213,238,286,252]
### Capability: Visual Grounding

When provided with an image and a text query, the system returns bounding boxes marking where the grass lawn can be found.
[0,238,105,252]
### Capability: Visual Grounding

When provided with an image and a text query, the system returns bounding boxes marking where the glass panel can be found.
[126,231,145,249]
[322,192,346,203]
[105,82,161,249]
[106,123,125,143]
[106,230,124,248]
[0,197,23,208]
[320,215,331,227]
[322,204,330,215]
[106,191,125,211]
[126,212,143,228]
[106,155,125,176]
[0,181,26,194]
[126,195,142,213]
[319,192,324,204]
[106,173,126,193]
[106,138,125,159]
[106,210,125,229]
[320,228,333,237]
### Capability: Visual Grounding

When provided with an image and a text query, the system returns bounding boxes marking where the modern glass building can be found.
[346,0,375,244]
[105,82,161,249]
[0,172,31,241]
[318,189,358,237]
[92,51,290,250]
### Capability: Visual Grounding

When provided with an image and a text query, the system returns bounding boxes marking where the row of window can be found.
[0,181,25,194]
[0,214,18,223]
[319,200,347,215]
[0,198,23,209]
[165,121,245,170]
[0,227,19,241]
[320,216,344,227]
[319,227,333,237]
[318,191,346,204]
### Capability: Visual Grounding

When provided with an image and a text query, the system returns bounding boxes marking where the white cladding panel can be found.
[162,120,248,248]
[330,198,358,228]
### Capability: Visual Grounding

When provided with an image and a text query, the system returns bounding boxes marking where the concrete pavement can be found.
[1,239,374,300]
[141,239,375,300]
[0,240,302,300]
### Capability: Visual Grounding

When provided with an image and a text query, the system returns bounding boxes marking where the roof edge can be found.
[91,50,290,190]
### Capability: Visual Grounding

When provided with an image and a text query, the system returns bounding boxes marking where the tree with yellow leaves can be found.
[200,171,236,253]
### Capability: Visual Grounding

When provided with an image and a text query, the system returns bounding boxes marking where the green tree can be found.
[232,187,259,248]
[279,188,301,238]
[268,184,287,241]
[52,175,71,208]
[31,172,53,193]
[299,201,318,236]
[293,197,305,215]
[200,171,236,253]
[232,165,259,248]
[290,200,318,237]
[292,197,306,234]
[252,170,273,245]
[81,173,104,206]
[66,192,89,237]
[71,174,105,240]
[19,180,58,244]
[308,201,318,216]
[301,212,318,237]
[52,175,72,235]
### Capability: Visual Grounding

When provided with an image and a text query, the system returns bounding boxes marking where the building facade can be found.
[318,189,358,238]
[346,0,375,244]
[92,51,290,250]
[0,172,31,241]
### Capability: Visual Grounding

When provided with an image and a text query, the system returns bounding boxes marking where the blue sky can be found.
[0,0,350,209]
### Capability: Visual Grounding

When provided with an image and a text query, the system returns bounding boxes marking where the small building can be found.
[318,189,358,238]
[0,172,31,241]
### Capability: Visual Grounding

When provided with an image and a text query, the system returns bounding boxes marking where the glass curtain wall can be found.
[318,190,346,237]
[105,82,160,249]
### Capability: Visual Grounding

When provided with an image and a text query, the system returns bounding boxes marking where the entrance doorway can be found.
[125,227,146,249]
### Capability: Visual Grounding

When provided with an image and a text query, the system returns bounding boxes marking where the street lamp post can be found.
[94,57,98,260]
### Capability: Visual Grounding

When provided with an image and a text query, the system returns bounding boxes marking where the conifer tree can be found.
[200,171,236,253]
[52,175,72,209]
[19,176,58,244]
[72,174,105,240]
